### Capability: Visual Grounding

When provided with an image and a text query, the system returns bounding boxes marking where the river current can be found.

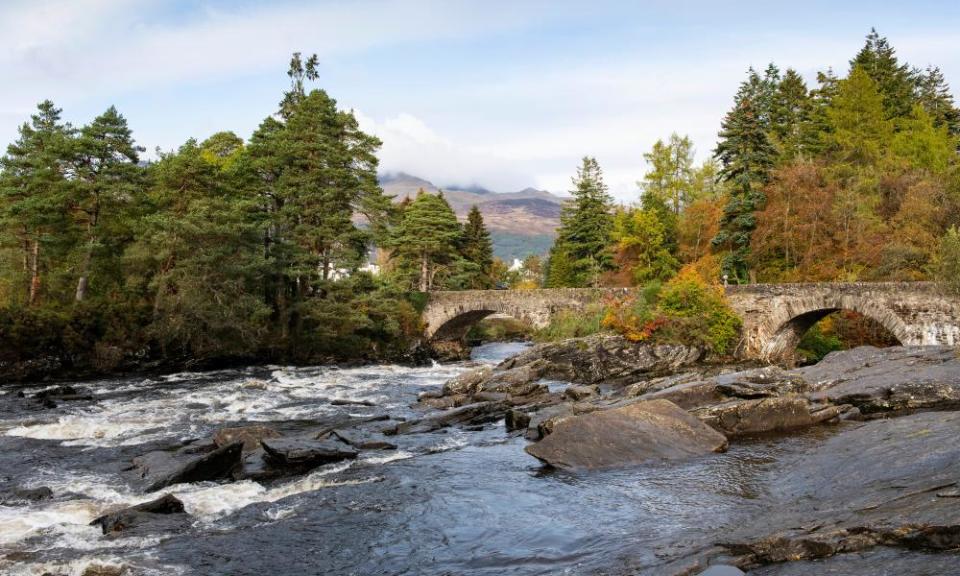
[0,342,834,576]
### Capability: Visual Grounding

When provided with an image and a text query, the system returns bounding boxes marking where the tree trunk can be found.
[75,209,99,302]
[28,239,40,306]
[419,253,429,292]
[75,242,93,302]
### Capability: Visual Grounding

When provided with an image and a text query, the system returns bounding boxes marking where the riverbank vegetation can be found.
[0,54,497,377]
[4,30,960,377]
[543,29,960,354]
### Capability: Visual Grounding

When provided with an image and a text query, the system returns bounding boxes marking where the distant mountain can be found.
[379,172,565,260]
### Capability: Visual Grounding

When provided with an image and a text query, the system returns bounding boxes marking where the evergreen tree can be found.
[71,106,144,302]
[825,66,892,167]
[547,157,615,287]
[805,68,842,154]
[125,140,269,357]
[712,78,777,284]
[917,66,960,136]
[850,28,918,120]
[461,205,494,288]
[769,68,813,161]
[640,133,695,215]
[0,100,75,305]
[387,190,462,291]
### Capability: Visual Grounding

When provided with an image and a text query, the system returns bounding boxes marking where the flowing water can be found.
[0,342,829,576]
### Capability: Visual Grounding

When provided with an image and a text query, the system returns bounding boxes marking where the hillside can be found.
[379,172,564,260]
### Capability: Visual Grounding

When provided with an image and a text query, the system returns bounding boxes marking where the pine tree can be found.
[805,68,842,154]
[850,28,918,120]
[769,68,813,161]
[387,190,462,291]
[461,205,494,288]
[917,66,960,136]
[0,100,75,305]
[71,106,144,302]
[712,80,777,284]
[125,139,269,357]
[547,157,615,287]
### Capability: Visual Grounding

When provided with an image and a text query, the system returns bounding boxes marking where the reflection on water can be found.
[0,343,823,575]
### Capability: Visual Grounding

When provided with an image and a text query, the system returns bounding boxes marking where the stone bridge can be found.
[422,282,960,362]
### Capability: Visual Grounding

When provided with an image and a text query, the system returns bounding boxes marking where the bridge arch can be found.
[422,288,630,342]
[724,282,960,363]
[759,297,910,362]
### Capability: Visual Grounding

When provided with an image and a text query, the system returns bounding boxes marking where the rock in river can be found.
[212,425,281,453]
[89,494,189,536]
[525,399,728,470]
[499,334,704,385]
[132,441,244,492]
[260,437,358,472]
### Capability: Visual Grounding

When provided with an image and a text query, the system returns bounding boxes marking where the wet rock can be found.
[442,366,492,395]
[261,437,358,471]
[89,494,188,536]
[1,485,53,504]
[132,441,244,492]
[33,384,94,402]
[330,429,397,450]
[799,345,960,414]
[81,564,126,576]
[499,334,704,385]
[505,409,531,432]
[711,410,960,571]
[329,398,376,407]
[693,396,825,437]
[241,379,268,390]
[564,384,600,401]
[525,399,728,470]
[419,394,467,409]
[386,401,509,435]
[213,425,281,453]
[640,380,726,409]
[478,361,549,393]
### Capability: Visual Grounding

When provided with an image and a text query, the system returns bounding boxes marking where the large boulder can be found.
[499,334,704,385]
[525,399,728,470]
[89,494,189,536]
[442,366,493,395]
[132,441,244,492]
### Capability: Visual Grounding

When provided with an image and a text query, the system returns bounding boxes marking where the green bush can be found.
[533,303,606,342]
[602,269,742,356]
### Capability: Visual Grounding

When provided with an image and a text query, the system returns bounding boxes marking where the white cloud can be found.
[356,110,535,192]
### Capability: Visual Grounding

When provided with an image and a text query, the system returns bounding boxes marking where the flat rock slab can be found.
[261,437,358,471]
[525,399,728,470]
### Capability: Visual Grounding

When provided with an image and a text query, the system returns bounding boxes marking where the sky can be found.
[3,1,960,201]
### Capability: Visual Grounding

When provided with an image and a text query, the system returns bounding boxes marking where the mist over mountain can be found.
[379,172,564,260]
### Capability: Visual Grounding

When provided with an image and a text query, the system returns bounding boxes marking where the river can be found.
[1,342,849,575]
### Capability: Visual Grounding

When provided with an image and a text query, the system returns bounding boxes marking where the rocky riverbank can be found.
[3,338,958,575]
[417,337,960,574]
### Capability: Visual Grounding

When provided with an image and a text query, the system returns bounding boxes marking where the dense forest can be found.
[0,54,496,377]
[3,30,960,376]
[539,30,960,359]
